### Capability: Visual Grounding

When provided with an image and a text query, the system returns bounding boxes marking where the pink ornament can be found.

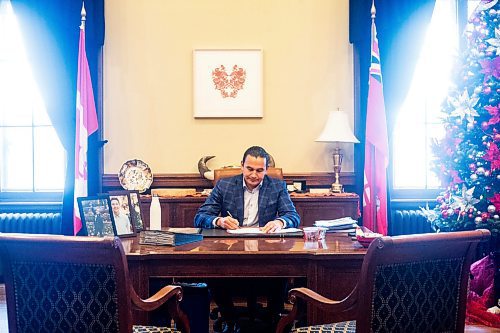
[494,133,500,142]
[442,211,449,218]
[481,212,489,221]
[481,121,489,130]
[483,86,491,94]
[469,163,477,171]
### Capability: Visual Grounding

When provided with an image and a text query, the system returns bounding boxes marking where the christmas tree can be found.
[426,0,499,241]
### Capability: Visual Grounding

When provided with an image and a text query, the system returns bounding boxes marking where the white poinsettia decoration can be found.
[450,186,480,212]
[486,27,500,56]
[449,90,480,123]
[420,203,439,223]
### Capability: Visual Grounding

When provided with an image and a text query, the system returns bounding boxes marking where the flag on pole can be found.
[363,3,389,235]
[74,4,98,235]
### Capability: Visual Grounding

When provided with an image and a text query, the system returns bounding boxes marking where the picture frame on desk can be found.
[110,190,144,232]
[128,190,145,232]
[193,49,263,118]
[287,179,307,193]
[77,195,115,237]
[108,192,136,237]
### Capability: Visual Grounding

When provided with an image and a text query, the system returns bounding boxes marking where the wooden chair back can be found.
[0,234,188,333]
[356,230,489,332]
[277,229,490,333]
[213,167,283,185]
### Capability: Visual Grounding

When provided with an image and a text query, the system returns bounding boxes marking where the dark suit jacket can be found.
[194,174,300,229]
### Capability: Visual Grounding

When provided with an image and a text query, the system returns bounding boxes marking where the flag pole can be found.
[363,0,389,235]
[74,0,98,235]
[81,2,86,30]
[370,0,377,232]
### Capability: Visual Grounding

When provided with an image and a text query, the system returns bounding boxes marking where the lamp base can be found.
[330,182,343,193]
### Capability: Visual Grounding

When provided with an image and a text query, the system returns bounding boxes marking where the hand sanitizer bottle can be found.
[149,194,162,230]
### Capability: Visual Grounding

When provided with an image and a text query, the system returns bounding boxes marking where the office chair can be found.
[276,229,490,333]
[0,234,190,333]
[213,167,284,185]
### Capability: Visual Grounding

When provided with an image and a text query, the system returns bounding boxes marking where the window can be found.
[392,0,480,193]
[0,0,65,197]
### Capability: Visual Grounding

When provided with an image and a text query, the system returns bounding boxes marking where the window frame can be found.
[389,0,472,201]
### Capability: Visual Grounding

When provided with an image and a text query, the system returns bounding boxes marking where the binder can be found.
[139,230,203,246]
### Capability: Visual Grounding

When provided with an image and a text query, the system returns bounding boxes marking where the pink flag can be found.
[363,17,389,235]
[74,21,98,235]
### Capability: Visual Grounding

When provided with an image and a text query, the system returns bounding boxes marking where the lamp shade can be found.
[315,110,360,143]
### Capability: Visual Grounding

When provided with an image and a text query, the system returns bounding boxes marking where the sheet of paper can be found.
[314,217,357,227]
[226,227,302,234]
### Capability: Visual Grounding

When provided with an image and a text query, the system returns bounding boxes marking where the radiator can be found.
[0,213,62,234]
[389,209,433,236]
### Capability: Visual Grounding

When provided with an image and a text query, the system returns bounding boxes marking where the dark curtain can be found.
[349,0,435,224]
[11,0,105,235]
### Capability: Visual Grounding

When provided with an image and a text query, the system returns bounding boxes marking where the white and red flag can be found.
[74,12,98,235]
[363,7,389,235]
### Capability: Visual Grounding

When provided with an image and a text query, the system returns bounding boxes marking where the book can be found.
[139,230,203,246]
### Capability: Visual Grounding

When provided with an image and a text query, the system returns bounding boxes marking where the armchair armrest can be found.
[276,287,358,333]
[130,284,190,333]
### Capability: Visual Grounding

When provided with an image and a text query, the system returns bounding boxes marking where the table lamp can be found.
[315,109,359,193]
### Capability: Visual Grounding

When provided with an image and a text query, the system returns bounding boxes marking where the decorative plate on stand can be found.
[118,159,153,193]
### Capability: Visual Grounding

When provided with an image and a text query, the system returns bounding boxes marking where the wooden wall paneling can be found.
[138,195,359,228]
[102,172,356,193]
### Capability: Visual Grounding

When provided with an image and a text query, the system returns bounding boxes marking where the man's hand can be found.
[216,216,239,230]
[261,220,284,233]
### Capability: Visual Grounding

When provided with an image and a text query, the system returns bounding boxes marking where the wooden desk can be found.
[140,193,360,228]
[122,233,366,325]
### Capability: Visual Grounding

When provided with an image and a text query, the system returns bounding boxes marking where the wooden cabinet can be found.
[140,194,359,228]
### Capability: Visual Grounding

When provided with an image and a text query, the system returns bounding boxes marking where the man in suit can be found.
[195,146,300,231]
[194,146,300,333]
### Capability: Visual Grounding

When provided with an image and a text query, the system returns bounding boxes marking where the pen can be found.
[227,211,233,218]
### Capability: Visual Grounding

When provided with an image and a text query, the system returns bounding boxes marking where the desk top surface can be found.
[122,233,367,259]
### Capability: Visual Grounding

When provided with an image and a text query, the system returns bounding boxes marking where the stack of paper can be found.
[314,217,358,233]
[139,230,203,246]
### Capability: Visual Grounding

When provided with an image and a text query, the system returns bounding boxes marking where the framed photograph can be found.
[193,49,263,118]
[108,192,135,237]
[293,180,307,193]
[77,195,115,237]
[116,190,145,232]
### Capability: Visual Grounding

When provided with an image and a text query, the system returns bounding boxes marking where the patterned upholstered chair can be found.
[0,234,190,333]
[276,229,490,333]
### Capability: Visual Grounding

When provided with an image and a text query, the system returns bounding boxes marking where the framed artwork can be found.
[193,49,263,118]
[108,192,135,237]
[77,195,115,237]
[124,190,145,231]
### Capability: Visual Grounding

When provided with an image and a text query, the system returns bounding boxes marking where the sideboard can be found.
[139,193,359,228]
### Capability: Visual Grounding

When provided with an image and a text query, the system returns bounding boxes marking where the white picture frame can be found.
[193,49,263,118]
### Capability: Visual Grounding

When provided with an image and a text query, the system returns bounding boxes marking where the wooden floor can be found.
[0,284,498,332]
